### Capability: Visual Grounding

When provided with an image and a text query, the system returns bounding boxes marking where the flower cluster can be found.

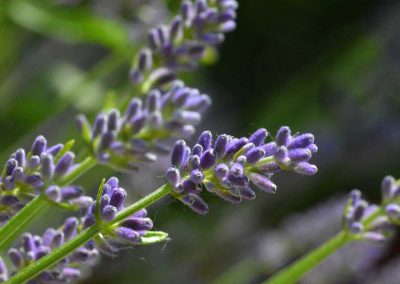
[130,0,238,90]
[77,81,210,171]
[0,136,91,224]
[344,176,400,242]
[81,177,154,246]
[166,127,318,214]
[0,217,98,283]
[0,177,155,283]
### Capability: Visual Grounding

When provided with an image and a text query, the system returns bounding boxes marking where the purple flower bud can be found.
[226,137,248,156]
[250,173,276,193]
[262,142,277,157]
[1,195,19,206]
[246,147,265,164]
[288,133,314,149]
[25,174,43,188]
[167,167,181,187]
[248,128,268,147]
[70,196,93,209]
[200,149,216,169]
[14,148,26,167]
[186,144,201,158]
[198,131,212,150]
[202,33,225,44]
[137,48,152,72]
[60,186,83,200]
[148,29,160,49]
[294,162,318,175]
[29,155,41,169]
[133,208,148,218]
[41,154,54,180]
[381,175,395,200]
[307,143,318,153]
[31,135,47,156]
[274,146,290,164]
[174,110,201,125]
[386,204,400,219]
[171,140,186,168]
[101,205,117,221]
[288,149,312,163]
[5,159,17,176]
[110,188,126,210]
[107,110,120,131]
[352,200,367,221]
[189,155,201,170]
[181,179,199,193]
[8,248,23,270]
[99,131,115,151]
[115,227,141,243]
[106,177,119,189]
[349,222,364,234]
[215,163,229,178]
[63,217,78,241]
[130,114,146,134]
[125,98,142,120]
[45,186,61,202]
[55,152,75,176]
[12,167,24,182]
[120,217,153,231]
[51,231,64,248]
[148,68,176,88]
[276,126,291,147]
[62,268,81,280]
[188,45,205,59]
[230,162,244,177]
[170,16,183,42]
[362,232,386,243]
[181,0,194,21]
[214,189,241,204]
[22,233,36,253]
[219,20,236,32]
[190,169,204,184]
[91,114,107,140]
[239,186,256,200]
[181,193,208,214]
[214,134,229,158]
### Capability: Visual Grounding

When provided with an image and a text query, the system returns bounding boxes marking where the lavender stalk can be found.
[264,175,400,284]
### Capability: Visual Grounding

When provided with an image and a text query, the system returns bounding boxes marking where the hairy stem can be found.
[0,156,97,252]
[264,231,352,284]
[5,183,171,284]
[0,195,48,252]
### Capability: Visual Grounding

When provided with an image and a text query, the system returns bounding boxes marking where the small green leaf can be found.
[140,231,169,245]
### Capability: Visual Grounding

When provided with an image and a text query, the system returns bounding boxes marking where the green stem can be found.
[5,183,171,284]
[0,195,48,252]
[264,231,352,284]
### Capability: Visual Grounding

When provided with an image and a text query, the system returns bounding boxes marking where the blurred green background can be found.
[1,0,400,283]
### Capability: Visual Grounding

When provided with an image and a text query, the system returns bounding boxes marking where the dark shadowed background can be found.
[1,0,400,283]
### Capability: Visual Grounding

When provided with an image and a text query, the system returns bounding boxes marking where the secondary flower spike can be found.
[166,127,318,214]
[130,0,239,90]
[0,136,92,224]
[77,81,211,172]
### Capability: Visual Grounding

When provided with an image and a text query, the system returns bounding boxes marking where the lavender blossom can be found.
[0,136,92,223]
[77,81,211,171]
[130,0,239,90]
[82,177,154,246]
[0,177,156,283]
[343,176,400,242]
[166,127,318,214]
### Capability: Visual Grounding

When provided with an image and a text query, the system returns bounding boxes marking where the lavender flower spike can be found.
[0,136,92,223]
[77,81,211,172]
[166,127,318,213]
[130,0,239,90]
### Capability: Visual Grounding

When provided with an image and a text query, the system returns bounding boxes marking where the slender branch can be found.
[264,231,352,284]
[0,195,48,252]
[5,183,171,284]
